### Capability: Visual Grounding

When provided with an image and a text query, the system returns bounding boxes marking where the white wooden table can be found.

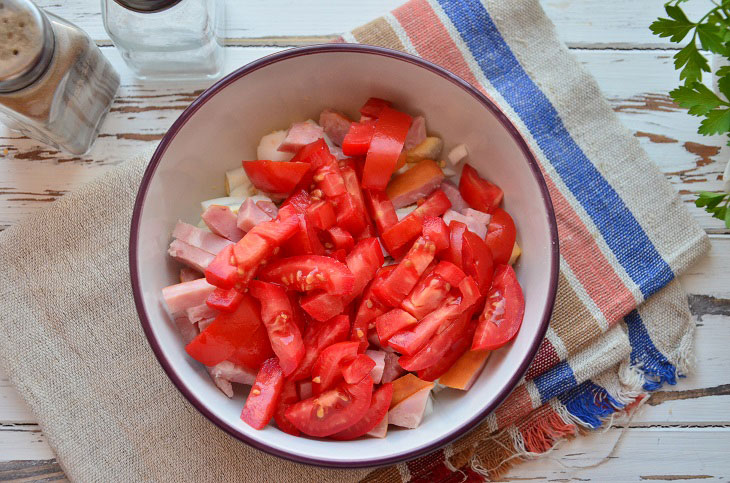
[1,1,729,481]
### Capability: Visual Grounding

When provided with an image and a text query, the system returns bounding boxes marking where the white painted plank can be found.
[33,0,709,49]
[0,427,56,461]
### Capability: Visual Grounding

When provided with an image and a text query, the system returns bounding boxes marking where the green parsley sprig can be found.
[650,1,730,227]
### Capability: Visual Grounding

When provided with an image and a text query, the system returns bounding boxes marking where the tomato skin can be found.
[444,220,467,269]
[399,307,474,372]
[422,216,449,251]
[375,308,418,343]
[281,208,325,257]
[306,200,336,231]
[364,189,398,234]
[373,237,437,307]
[472,265,525,351]
[401,261,464,320]
[258,255,355,296]
[273,379,300,436]
[433,260,467,287]
[325,226,354,252]
[242,160,311,196]
[205,287,243,313]
[341,353,376,385]
[289,314,350,381]
[381,190,451,255]
[281,188,311,214]
[462,230,495,295]
[351,265,396,352]
[418,319,478,382]
[329,383,394,441]
[300,290,345,322]
[284,376,374,438]
[204,244,239,289]
[240,358,284,430]
[311,341,359,395]
[249,281,305,377]
[360,97,392,118]
[459,164,504,214]
[485,208,517,266]
[362,107,413,190]
[185,294,272,369]
[342,120,376,156]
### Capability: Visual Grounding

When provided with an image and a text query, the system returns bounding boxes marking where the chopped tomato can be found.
[240,358,284,429]
[362,107,413,190]
[422,216,449,251]
[329,383,393,440]
[472,265,525,351]
[289,314,350,381]
[418,319,477,382]
[399,308,474,372]
[325,226,354,252]
[242,160,311,196]
[375,308,418,343]
[373,237,437,307]
[443,220,467,268]
[281,189,311,214]
[205,287,243,313]
[273,379,300,436]
[351,265,395,352]
[381,189,451,255]
[434,260,467,286]
[486,208,517,265]
[330,248,347,262]
[281,207,325,257]
[258,255,355,295]
[185,294,272,369]
[462,230,494,295]
[300,290,346,322]
[204,244,239,289]
[459,164,503,214]
[284,376,373,437]
[311,341,359,395]
[332,192,368,235]
[341,353,376,384]
[249,281,304,377]
[364,189,398,234]
[342,120,376,156]
[360,97,392,118]
[401,261,465,319]
[290,138,328,163]
[306,200,336,230]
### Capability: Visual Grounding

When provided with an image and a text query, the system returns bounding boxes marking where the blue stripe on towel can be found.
[624,309,679,390]
[533,360,578,404]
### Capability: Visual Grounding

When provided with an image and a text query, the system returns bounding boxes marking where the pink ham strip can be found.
[173,315,199,344]
[403,116,426,151]
[172,220,233,255]
[162,278,216,316]
[367,413,388,438]
[207,361,257,398]
[388,386,431,428]
[236,198,273,232]
[443,209,487,239]
[440,180,468,212]
[197,318,214,332]
[202,205,244,242]
[366,350,386,384]
[319,109,352,147]
[186,304,218,323]
[278,121,324,152]
[381,352,406,383]
[179,267,202,283]
[462,208,491,227]
[389,172,444,209]
[256,200,278,219]
[168,239,215,273]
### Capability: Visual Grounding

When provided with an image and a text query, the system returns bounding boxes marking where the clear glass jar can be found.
[101,0,224,80]
[0,0,120,154]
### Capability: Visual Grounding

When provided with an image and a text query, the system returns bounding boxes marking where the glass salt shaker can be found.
[101,0,224,80]
[0,0,120,154]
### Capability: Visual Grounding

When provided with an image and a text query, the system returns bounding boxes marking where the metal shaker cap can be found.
[112,0,183,12]
[0,0,55,93]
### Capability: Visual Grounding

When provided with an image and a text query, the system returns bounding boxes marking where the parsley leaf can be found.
[699,108,730,135]
[670,82,725,115]
[650,6,695,42]
[674,42,710,85]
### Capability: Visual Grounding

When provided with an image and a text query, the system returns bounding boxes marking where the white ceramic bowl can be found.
[130,44,559,467]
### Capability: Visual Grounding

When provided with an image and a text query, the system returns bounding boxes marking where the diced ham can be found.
[278,121,324,153]
[461,208,491,227]
[162,278,216,316]
[173,315,199,344]
[440,180,468,212]
[256,200,278,219]
[207,361,257,398]
[257,130,295,162]
[365,350,386,384]
[447,144,469,165]
[179,267,202,283]
[168,239,215,273]
[438,350,491,391]
[197,318,214,332]
[367,413,388,438]
[386,160,444,209]
[173,220,233,255]
[403,116,426,151]
[202,205,244,242]
[186,304,218,323]
[382,352,406,383]
[443,209,487,239]
[236,198,273,232]
[319,109,352,147]
[297,380,313,400]
[388,386,432,428]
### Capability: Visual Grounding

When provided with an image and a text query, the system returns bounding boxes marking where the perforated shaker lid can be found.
[0,0,55,93]
[112,0,183,12]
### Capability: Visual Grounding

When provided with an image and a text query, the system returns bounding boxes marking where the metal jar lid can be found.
[0,0,55,93]
[112,0,183,12]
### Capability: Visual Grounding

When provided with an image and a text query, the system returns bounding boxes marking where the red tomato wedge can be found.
[306,200,336,231]
[422,216,449,251]
[284,376,374,437]
[300,291,345,323]
[341,353,376,384]
[185,294,272,369]
[399,307,474,372]
[486,208,517,266]
[240,358,284,430]
[281,188,311,214]
[462,230,494,295]
[290,138,328,163]
[360,97,392,118]
[351,265,395,352]
[375,308,418,343]
[381,189,451,255]
[205,287,243,313]
[401,261,465,319]
[472,265,525,351]
[342,120,376,156]
[311,341,359,395]
[418,319,478,382]
[258,255,355,295]
[249,280,305,377]
[242,161,311,196]
[364,189,398,234]
[204,244,239,290]
[459,164,504,214]
[289,314,350,381]
[362,107,413,190]
[325,226,354,252]
[273,379,300,436]
[329,383,394,440]
[373,237,437,307]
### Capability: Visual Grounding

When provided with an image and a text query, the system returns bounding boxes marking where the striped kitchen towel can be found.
[343,0,710,480]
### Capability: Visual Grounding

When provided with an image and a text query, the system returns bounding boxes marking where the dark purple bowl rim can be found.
[129,43,559,469]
